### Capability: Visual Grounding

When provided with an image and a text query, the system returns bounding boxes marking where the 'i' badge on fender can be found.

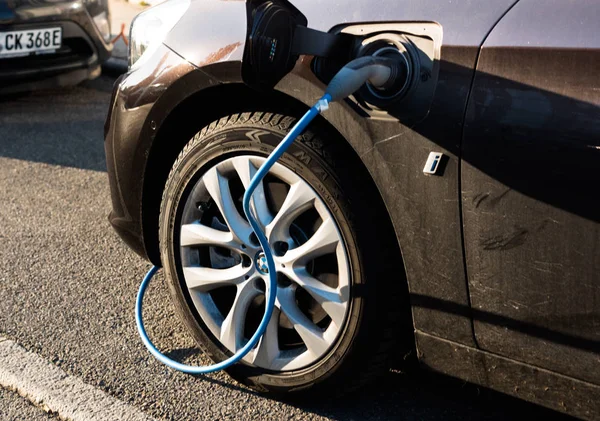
[423,152,444,175]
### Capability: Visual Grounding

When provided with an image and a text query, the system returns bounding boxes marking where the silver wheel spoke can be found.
[203,167,253,245]
[277,288,330,357]
[183,265,248,291]
[287,268,347,328]
[279,217,339,267]
[180,223,235,247]
[250,307,281,367]
[232,157,274,229]
[266,181,315,241]
[220,280,259,352]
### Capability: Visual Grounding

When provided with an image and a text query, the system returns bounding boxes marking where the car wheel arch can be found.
[141,67,405,287]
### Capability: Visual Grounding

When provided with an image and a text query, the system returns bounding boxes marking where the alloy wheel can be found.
[178,155,351,371]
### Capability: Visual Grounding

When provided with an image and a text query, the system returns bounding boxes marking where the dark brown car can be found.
[105,1,600,418]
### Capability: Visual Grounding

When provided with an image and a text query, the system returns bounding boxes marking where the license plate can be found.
[0,27,62,58]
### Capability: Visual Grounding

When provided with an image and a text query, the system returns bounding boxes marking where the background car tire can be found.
[159,111,413,396]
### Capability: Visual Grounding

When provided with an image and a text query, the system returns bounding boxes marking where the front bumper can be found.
[0,1,112,92]
[104,44,199,262]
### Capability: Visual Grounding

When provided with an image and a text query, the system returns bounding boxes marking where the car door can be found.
[462,0,600,385]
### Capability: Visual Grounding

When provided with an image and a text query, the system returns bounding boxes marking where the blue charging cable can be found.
[135,55,399,374]
[135,95,331,374]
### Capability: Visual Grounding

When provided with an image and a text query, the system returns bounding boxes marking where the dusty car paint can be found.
[462,0,600,387]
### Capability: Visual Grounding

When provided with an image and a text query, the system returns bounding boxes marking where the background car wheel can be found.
[159,111,412,395]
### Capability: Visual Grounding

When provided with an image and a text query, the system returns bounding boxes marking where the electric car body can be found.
[104,0,600,418]
[0,0,112,94]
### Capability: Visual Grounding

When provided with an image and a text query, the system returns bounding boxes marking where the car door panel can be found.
[462,0,600,384]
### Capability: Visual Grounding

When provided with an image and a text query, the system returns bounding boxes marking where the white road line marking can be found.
[0,337,157,421]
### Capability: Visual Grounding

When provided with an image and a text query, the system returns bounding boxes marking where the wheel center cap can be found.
[255,252,269,274]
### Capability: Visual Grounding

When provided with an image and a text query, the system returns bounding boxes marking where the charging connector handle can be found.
[325,56,399,102]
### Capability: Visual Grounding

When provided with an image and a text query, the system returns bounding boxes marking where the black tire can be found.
[159,111,412,395]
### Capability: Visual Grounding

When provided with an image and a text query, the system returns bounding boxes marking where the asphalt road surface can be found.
[0,387,57,421]
[0,75,573,421]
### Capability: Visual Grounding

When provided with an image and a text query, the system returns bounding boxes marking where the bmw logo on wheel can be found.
[255,252,269,274]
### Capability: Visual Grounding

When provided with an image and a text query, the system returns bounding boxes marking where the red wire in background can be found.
[110,23,129,46]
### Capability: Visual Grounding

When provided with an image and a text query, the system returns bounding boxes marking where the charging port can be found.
[313,23,441,121]
[356,34,420,107]
[365,45,414,102]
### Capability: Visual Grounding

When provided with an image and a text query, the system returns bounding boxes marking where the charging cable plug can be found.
[325,56,400,102]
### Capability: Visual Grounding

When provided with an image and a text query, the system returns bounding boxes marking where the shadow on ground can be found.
[0,75,115,172]
[297,367,574,420]
[176,347,573,420]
